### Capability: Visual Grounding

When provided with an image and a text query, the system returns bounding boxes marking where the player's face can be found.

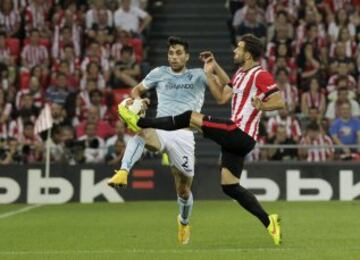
[168,44,189,72]
[233,41,247,65]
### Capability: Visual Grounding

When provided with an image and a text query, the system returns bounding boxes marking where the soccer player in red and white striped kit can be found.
[119,34,285,245]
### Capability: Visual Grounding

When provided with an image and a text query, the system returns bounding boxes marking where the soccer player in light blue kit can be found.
[108,36,209,244]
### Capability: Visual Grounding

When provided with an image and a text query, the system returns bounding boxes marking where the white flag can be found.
[34,103,53,134]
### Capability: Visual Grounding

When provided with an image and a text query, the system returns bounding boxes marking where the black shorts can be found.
[201,115,256,178]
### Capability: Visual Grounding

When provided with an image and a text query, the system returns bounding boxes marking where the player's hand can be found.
[199,51,214,63]
[251,96,263,110]
[141,98,150,110]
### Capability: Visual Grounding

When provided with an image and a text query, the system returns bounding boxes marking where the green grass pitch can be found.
[0,201,359,260]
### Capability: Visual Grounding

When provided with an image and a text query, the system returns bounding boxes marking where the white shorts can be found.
[156,129,195,177]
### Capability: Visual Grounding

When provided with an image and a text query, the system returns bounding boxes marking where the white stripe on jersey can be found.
[231,66,260,122]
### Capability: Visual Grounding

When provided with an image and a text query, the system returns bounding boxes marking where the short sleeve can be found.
[142,67,162,89]
[255,71,277,94]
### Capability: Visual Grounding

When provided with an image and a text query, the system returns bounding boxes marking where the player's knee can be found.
[221,184,240,199]
[177,185,190,200]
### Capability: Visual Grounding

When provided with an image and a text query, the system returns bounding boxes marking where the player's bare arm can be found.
[200,51,230,85]
[251,91,285,111]
[202,53,232,105]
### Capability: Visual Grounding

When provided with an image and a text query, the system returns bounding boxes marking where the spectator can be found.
[16,77,43,109]
[0,33,11,66]
[15,94,39,122]
[81,41,109,79]
[45,73,70,105]
[234,7,266,43]
[50,102,71,127]
[114,0,152,36]
[80,61,106,90]
[267,125,297,161]
[298,122,334,162]
[105,138,125,164]
[19,121,43,163]
[0,137,23,164]
[329,27,356,58]
[329,101,360,158]
[106,120,129,150]
[232,0,265,30]
[276,68,298,114]
[267,11,294,42]
[76,106,115,139]
[325,87,360,120]
[0,0,21,38]
[24,0,51,36]
[52,25,81,59]
[329,42,357,75]
[89,89,107,117]
[327,62,357,98]
[109,45,140,89]
[297,42,320,89]
[267,106,302,142]
[301,77,326,116]
[79,121,106,163]
[21,29,49,70]
[0,88,11,139]
[86,0,113,31]
[328,8,356,43]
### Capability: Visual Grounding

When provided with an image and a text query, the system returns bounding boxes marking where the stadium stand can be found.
[0,0,359,164]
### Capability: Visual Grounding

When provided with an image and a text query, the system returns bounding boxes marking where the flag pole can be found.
[45,127,51,195]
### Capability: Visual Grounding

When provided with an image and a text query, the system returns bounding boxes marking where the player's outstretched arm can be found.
[251,91,285,111]
[206,73,232,105]
[131,83,147,99]
[201,52,232,105]
[200,51,230,85]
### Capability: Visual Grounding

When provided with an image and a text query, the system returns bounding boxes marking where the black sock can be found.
[222,184,270,227]
[138,111,192,130]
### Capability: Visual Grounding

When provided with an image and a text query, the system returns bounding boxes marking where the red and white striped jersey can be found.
[24,4,49,33]
[327,74,357,93]
[267,115,302,140]
[230,66,278,140]
[303,92,326,109]
[300,134,334,162]
[0,10,21,35]
[21,44,48,69]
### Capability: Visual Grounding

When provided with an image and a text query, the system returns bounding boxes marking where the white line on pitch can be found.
[0,204,43,220]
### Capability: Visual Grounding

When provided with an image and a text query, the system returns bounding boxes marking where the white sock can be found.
[177,192,193,225]
[120,135,145,172]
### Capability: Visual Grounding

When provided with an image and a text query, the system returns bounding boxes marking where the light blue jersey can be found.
[142,66,207,117]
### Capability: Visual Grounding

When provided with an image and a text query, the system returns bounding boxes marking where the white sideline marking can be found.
[0,247,360,255]
[0,204,43,220]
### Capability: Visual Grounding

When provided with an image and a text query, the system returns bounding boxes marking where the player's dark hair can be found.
[167,36,189,53]
[239,34,263,60]
[306,122,320,131]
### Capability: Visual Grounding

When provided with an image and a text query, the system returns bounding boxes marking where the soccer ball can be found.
[120,98,146,117]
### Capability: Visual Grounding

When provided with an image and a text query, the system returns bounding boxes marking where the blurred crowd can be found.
[228,0,360,161]
[1,0,359,165]
[0,0,151,164]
